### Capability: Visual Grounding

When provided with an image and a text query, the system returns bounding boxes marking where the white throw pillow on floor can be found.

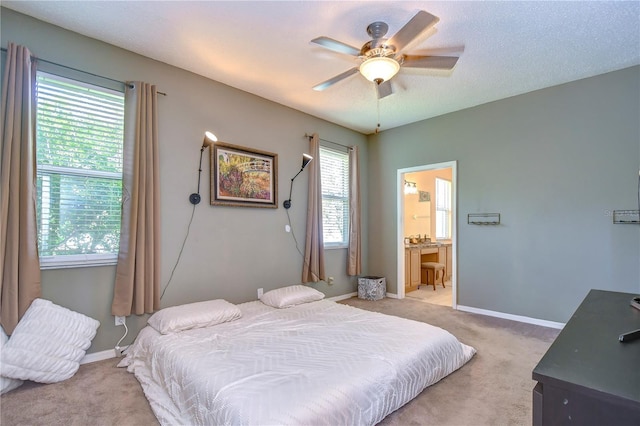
[0,326,23,394]
[0,299,100,384]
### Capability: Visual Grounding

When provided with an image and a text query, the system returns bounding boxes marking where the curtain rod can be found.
[305,133,353,151]
[1,47,167,96]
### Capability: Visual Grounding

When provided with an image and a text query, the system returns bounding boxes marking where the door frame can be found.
[396,160,457,308]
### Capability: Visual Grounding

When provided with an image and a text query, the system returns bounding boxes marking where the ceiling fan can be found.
[311,10,460,99]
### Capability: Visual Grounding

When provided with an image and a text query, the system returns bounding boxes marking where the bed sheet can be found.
[121,299,475,425]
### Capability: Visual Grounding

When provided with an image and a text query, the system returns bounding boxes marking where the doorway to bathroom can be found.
[396,161,457,308]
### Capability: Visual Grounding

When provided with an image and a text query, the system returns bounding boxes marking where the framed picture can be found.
[419,191,431,202]
[210,142,278,208]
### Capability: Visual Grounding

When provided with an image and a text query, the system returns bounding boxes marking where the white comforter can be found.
[121,300,475,425]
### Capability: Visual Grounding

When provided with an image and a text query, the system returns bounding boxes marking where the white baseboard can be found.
[456,305,565,329]
[329,292,399,301]
[328,292,357,302]
[80,349,116,365]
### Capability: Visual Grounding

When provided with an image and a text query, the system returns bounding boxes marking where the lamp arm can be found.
[196,146,207,193]
[189,146,207,205]
[284,167,304,209]
[288,168,305,199]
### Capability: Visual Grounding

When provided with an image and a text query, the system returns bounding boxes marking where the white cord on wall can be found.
[114,322,129,357]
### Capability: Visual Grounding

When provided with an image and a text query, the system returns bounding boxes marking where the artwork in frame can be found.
[210,142,278,208]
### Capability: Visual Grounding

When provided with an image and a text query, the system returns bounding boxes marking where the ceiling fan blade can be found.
[310,37,361,57]
[402,55,459,70]
[387,10,439,54]
[408,45,465,56]
[313,67,360,91]
[376,80,393,99]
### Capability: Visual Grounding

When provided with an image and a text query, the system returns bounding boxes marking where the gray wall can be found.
[367,66,640,323]
[1,8,368,353]
[2,8,639,355]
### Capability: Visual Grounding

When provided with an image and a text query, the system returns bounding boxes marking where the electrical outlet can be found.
[115,316,126,326]
[114,346,126,357]
[327,277,334,285]
[257,288,263,298]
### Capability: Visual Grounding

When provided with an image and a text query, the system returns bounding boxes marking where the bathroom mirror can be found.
[403,197,430,240]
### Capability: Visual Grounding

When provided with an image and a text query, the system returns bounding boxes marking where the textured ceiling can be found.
[3,1,639,134]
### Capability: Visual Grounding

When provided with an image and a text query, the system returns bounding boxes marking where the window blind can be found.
[320,146,349,246]
[35,71,124,258]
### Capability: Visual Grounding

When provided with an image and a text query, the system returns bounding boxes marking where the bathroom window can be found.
[435,178,451,239]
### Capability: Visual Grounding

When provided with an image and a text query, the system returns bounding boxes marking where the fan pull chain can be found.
[376,97,381,133]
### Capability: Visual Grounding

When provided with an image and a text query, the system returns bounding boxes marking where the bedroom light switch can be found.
[258,288,263,298]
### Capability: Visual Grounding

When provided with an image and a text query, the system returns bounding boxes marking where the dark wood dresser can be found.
[532,289,640,425]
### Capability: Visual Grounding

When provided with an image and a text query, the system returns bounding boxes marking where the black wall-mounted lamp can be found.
[189,131,218,205]
[283,153,313,209]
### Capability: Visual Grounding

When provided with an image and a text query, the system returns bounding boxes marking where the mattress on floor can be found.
[120,299,475,425]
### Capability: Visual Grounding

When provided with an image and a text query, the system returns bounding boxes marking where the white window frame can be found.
[435,177,452,240]
[35,69,125,269]
[319,146,350,249]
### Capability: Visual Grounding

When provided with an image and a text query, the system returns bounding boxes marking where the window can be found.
[319,146,349,248]
[35,71,125,268]
[435,178,452,240]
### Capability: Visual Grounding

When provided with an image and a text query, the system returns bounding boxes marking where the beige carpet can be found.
[0,297,559,426]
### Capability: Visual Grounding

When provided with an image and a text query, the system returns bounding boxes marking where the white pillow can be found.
[147,299,242,334]
[260,285,325,308]
[1,298,100,384]
[0,326,23,395]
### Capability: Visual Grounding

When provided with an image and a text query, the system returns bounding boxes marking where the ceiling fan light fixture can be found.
[359,56,400,83]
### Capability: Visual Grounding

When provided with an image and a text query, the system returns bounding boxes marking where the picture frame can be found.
[419,191,431,202]
[210,142,278,208]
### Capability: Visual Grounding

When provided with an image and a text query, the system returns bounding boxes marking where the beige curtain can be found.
[112,82,160,316]
[302,133,325,283]
[0,43,41,334]
[347,146,361,276]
